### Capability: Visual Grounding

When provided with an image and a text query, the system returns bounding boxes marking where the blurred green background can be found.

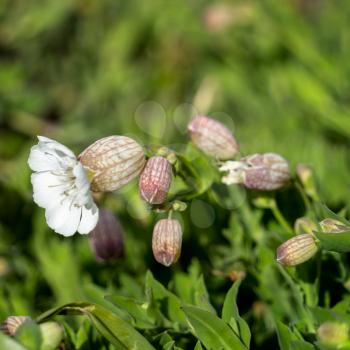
[1,0,350,348]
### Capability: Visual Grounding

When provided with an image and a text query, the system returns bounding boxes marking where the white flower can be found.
[219,160,248,185]
[28,136,99,236]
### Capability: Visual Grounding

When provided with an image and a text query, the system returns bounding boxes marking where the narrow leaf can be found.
[222,280,251,348]
[314,230,350,252]
[36,302,155,350]
[182,305,247,350]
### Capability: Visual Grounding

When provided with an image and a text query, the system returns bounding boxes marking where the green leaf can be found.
[0,332,27,350]
[36,302,155,350]
[145,271,186,327]
[177,143,217,199]
[314,203,350,226]
[222,280,251,348]
[275,321,294,350]
[275,322,315,350]
[290,340,315,350]
[182,305,247,350]
[105,294,156,329]
[194,341,204,350]
[193,275,216,315]
[314,230,350,252]
[15,319,42,350]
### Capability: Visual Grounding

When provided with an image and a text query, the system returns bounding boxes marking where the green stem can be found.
[270,199,294,234]
[295,180,312,212]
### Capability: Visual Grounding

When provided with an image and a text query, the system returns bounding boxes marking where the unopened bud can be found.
[89,208,124,262]
[1,316,31,336]
[139,156,172,205]
[220,153,290,191]
[317,322,349,347]
[39,322,64,350]
[172,200,187,212]
[152,218,182,266]
[320,219,349,233]
[276,234,318,266]
[294,217,317,235]
[79,136,145,192]
[296,164,319,200]
[188,115,239,160]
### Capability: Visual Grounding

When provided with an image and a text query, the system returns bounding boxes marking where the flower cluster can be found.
[28,114,292,266]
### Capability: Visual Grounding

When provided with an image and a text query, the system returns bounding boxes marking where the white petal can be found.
[47,203,82,237]
[37,135,76,159]
[73,163,90,193]
[219,161,244,172]
[31,172,66,208]
[78,204,99,234]
[45,200,71,230]
[37,135,57,143]
[28,145,61,172]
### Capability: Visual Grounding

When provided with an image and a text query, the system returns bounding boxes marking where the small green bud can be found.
[276,234,318,266]
[317,322,349,347]
[172,200,187,212]
[39,322,64,350]
[294,217,317,235]
[296,164,319,200]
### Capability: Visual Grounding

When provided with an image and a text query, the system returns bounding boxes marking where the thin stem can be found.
[270,199,294,234]
[295,180,312,212]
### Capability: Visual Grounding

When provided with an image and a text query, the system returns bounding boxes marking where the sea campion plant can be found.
[3,114,349,349]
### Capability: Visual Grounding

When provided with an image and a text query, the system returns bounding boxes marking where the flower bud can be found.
[317,322,349,347]
[39,322,64,350]
[320,219,349,233]
[1,316,31,336]
[89,208,124,262]
[220,153,290,191]
[294,217,317,235]
[152,218,182,266]
[276,234,318,266]
[296,164,319,200]
[79,136,146,192]
[188,115,239,160]
[139,156,172,205]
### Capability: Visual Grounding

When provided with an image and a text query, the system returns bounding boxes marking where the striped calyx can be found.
[1,316,31,336]
[152,218,182,266]
[188,115,239,160]
[79,136,145,192]
[139,156,172,205]
[276,234,318,267]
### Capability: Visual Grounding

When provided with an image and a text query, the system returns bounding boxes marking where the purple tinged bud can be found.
[89,208,124,262]
[188,115,239,160]
[139,156,172,205]
[276,234,318,266]
[320,219,349,233]
[1,316,31,336]
[152,218,183,266]
[220,153,290,191]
